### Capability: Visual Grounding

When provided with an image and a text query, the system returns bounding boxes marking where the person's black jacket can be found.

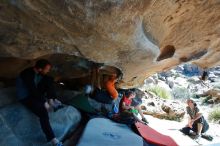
[20,67,55,102]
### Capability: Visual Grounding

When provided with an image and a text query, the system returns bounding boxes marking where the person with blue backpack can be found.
[16,59,63,146]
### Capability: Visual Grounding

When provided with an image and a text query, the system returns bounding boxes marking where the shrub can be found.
[201,95,212,104]
[171,87,192,100]
[147,86,171,99]
[208,108,220,122]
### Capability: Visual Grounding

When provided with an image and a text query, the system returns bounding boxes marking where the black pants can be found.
[181,116,209,135]
[18,75,57,141]
[21,97,55,142]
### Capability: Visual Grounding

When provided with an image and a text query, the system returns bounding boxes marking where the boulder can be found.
[0,87,81,146]
[0,87,18,108]
[1,1,220,88]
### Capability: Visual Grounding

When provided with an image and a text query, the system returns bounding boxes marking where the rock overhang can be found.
[0,0,220,88]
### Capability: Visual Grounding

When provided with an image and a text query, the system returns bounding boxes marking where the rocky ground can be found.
[138,64,220,145]
[143,114,220,146]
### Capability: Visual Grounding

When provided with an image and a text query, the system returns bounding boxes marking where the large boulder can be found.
[0,87,18,108]
[0,88,81,146]
[1,1,220,88]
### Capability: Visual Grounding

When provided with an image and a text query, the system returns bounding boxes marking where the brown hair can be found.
[187,98,197,107]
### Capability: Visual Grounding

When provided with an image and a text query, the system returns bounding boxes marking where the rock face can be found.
[0,88,81,146]
[0,0,220,88]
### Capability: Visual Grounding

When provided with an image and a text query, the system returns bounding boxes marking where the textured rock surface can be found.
[0,103,81,146]
[0,0,220,88]
[141,92,185,120]
[0,87,81,146]
[0,87,17,107]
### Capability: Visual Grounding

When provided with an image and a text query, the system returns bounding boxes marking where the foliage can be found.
[173,73,180,79]
[171,86,192,99]
[208,108,220,122]
[201,95,212,104]
[147,86,171,99]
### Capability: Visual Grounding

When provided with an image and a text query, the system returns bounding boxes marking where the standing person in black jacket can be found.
[16,59,63,146]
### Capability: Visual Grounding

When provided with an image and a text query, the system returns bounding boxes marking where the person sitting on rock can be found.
[130,90,149,124]
[180,99,209,139]
[117,90,148,125]
[16,59,63,146]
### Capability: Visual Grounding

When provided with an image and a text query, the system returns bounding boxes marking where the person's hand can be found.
[191,118,195,122]
[44,101,52,112]
[54,99,62,105]
[49,99,62,107]
[53,99,64,112]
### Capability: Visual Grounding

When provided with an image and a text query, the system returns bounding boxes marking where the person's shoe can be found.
[201,134,213,141]
[142,117,149,124]
[194,134,201,142]
[55,142,63,146]
[189,131,197,136]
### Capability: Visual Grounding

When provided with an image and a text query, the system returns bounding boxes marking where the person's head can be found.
[34,59,52,75]
[187,98,197,108]
[125,90,136,99]
[109,73,118,81]
[103,73,118,82]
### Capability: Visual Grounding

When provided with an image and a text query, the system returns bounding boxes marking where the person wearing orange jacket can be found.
[91,72,118,104]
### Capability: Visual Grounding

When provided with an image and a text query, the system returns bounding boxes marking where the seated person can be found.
[91,71,118,104]
[16,59,63,146]
[131,96,148,124]
[116,90,148,125]
[180,99,209,139]
[82,65,119,115]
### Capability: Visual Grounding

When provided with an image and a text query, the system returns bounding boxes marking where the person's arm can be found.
[191,112,202,122]
[105,80,118,99]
